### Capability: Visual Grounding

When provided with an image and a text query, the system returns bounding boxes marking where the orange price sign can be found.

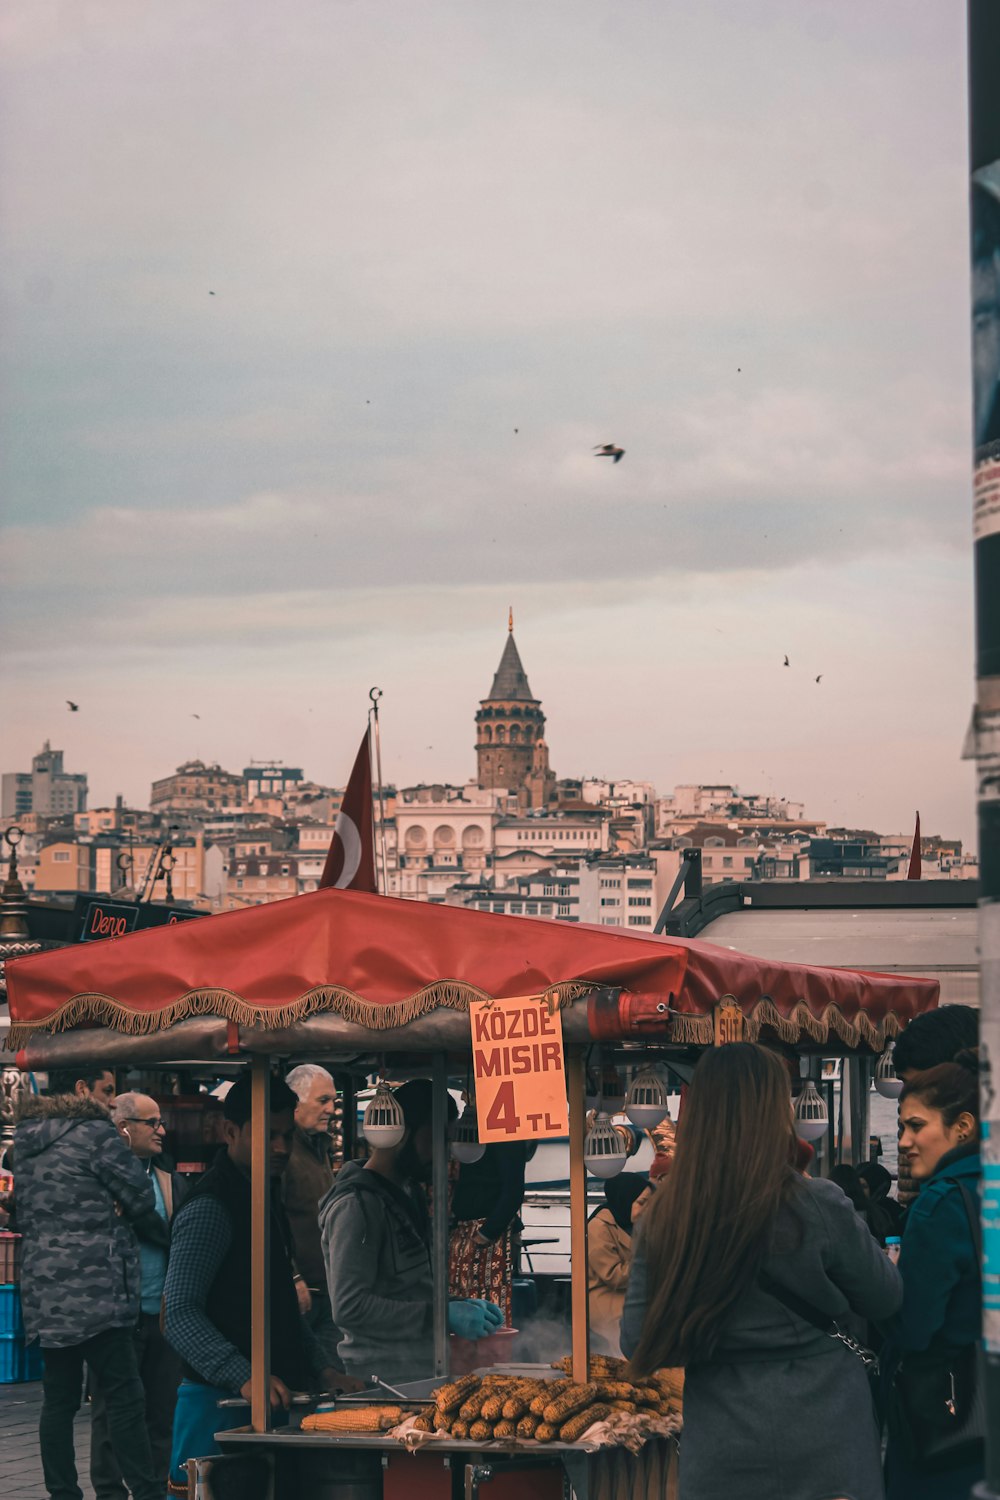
[471,993,569,1143]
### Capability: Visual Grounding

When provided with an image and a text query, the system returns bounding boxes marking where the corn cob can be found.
[451,1418,470,1440]
[542,1383,599,1425]
[501,1392,531,1421]
[433,1408,453,1432]
[559,1402,613,1443]
[595,1381,639,1402]
[433,1374,480,1413]
[530,1379,569,1415]
[493,1418,518,1439]
[516,1413,542,1439]
[301,1406,401,1433]
[412,1411,436,1433]
[636,1387,660,1406]
[459,1387,492,1422]
[535,1422,559,1442]
[468,1420,493,1442]
[480,1390,510,1421]
[610,1400,638,1412]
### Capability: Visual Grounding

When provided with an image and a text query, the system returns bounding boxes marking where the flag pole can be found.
[368,686,389,895]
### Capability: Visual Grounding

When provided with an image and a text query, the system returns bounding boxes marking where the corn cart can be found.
[5,888,938,1500]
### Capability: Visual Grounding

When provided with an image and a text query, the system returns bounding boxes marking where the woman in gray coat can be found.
[622,1044,902,1500]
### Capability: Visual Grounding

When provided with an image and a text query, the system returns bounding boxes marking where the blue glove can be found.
[470,1298,504,1330]
[448,1299,504,1340]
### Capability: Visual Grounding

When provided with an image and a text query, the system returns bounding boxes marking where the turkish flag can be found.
[907,812,921,880]
[320,731,378,892]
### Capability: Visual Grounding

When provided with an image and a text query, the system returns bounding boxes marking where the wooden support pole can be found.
[567,1047,590,1386]
[431,1052,450,1378]
[250,1055,271,1433]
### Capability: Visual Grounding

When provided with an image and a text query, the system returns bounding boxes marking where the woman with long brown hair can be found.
[622,1043,901,1500]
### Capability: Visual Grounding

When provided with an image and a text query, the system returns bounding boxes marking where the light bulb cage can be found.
[625,1067,670,1129]
[363,1082,406,1148]
[793,1080,829,1142]
[874,1046,904,1099]
[449,1103,486,1164]
[584,1112,628,1179]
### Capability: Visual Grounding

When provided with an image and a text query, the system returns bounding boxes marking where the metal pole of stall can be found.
[250,1055,272,1433]
[567,1047,591,1386]
[432,1052,450,1378]
[848,1056,871,1170]
[970,4,1000,1494]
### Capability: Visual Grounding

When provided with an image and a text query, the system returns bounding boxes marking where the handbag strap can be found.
[757,1269,878,1369]
[757,1270,837,1333]
[954,1181,982,1284]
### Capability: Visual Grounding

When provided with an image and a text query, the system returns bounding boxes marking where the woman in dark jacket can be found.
[587,1173,651,1355]
[883,1050,983,1499]
[622,1044,901,1500]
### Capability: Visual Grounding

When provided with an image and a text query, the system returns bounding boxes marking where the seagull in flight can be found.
[815,675,823,684]
[593,443,625,464]
[66,700,79,711]
[191,713,201,719]
[783,656,790,668]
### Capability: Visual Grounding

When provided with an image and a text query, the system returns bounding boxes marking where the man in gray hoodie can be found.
[319,1079,502,1384]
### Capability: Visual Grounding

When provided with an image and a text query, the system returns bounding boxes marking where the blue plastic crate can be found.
[0,1332,41,1383]
[0,1285,24,1338]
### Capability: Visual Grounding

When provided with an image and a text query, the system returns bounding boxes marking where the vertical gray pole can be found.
[431,1052,450,1377]
[969,5,1000,1492]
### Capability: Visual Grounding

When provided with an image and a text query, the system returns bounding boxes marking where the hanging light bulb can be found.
[450,1103,486,1164]
[874,1046,904,1099]
[793,1080,829,1142]
[363,1082,406,1148]
[584,1113,628,1179]
[625,1068,670,1130]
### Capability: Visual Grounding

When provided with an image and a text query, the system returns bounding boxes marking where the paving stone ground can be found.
[1,1380,97,1500]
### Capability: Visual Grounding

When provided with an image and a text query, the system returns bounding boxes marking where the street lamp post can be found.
[969,4,1000,1494]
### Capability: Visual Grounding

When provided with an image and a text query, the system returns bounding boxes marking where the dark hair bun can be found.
[953,1047,980,1072]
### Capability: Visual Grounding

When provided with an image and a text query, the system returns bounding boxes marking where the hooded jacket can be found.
[887,1140,982,1352]
[13,1094,155,1348]
[319,1160,434,1382]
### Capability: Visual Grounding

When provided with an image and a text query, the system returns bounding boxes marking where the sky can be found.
[0,0,980,847]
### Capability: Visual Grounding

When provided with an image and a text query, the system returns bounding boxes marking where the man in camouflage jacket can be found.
[14,1090,164,1500]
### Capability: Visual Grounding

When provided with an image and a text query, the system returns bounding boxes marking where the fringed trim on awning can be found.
[669,998,907,1051]
[5,978,598,1051]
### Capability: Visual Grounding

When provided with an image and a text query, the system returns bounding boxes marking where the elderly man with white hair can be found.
[90,1091,186,1500]
[282,1064,346,1371]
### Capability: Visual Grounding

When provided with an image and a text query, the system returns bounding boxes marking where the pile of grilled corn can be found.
[414,1360,683,1444]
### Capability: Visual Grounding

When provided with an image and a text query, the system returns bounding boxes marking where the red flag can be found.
[907,811,921,880]
[320,732,378,892]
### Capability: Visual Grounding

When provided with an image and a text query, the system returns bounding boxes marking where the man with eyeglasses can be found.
[89,1092,187,1500]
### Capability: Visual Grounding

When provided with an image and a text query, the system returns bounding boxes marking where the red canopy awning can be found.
[4,887,938,1053]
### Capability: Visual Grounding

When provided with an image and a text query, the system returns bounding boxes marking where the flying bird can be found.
[191,713,201,719]
[593,443,625,463]
[208,290,215,296]
[815,675,823,684]
[66,700,79,711]
[783,656,790,668]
